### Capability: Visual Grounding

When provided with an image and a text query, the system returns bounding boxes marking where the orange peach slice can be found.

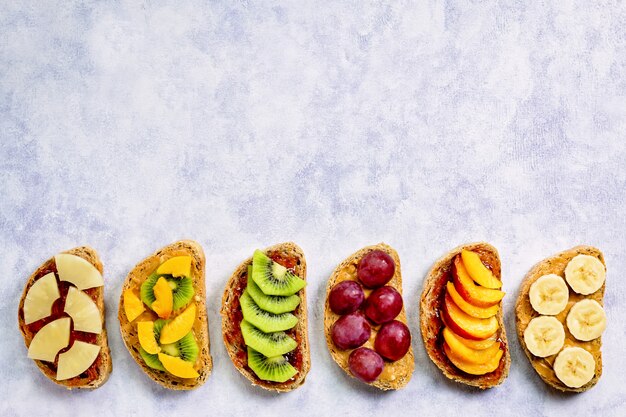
[157,256,192,278]
[441,293,499,340]
[446,281,499,319]
[453,257,504,308]
[160,303,196,344]
[151,277,173,319]
[158,353,199,378]
[137,321,161,354]
[442,327,500,364]
[444,324,498,350]
[443,342,503,375]
[461,250,502,289]
[123,289,145,322]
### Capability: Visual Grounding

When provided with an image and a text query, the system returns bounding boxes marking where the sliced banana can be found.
[564,254,605,295]
[553,347,595,388]
[566,299,607,341]
[524,316,565,358]
[529,274,569,315]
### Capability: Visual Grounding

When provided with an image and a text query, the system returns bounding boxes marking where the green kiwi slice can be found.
[241,320,297,357]
[247,347,297,383]
[240,290,297,333]
[140,273,194,311]
[139,347,165,371]
[251,250,306,296]
[246,266,300,314]
[137,319,199,370]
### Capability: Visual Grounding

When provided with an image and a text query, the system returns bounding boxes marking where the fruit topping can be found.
[329,280,365,315]
[123,289,145,322]
[54,253,103,290]
[357,250,395,288]
[27,317,71,362]
[331,312,371,350]
[529,274,569,315]
[442,327,501,364]
[363,286,403,324]
[446,281,498,319]
[156,256,192,278]
[348,347,384,383]
[564,254,606,295]
[461,250,502,289]
[138,321,161,355]
[452,256,504,308]
[247,266,300,314]
[374,320,411,361]
[241,320,297,357]
[158,353,199,378]
[247,347,297,383]
[566,299,607,342]
[141,273,194,312]
[151,277,174,319]
[523,316,565,358]
[240,290,298,333]
[443,342,504,376]
[56,341,100,380]
[64,287,102,334]
[553,346,595,388]
[441,293,499,340]
[23,272,60,325]
[251,250,306,296]
[160,303,196,344]
[445,326,498,350]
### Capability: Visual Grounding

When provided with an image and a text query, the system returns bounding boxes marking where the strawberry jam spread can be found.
[20,260,101,383]
[224,251,303,388]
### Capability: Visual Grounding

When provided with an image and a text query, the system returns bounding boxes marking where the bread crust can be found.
[118,240,212,390]
[515,245,605,393]
[323,243,414,390]
[18,246,112,389]
[420,242,510,389]
[220,242,310,392]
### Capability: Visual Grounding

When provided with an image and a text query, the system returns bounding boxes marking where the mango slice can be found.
[157,256,192,278]
[160,303,196,344]
[137,321,161,354]
[123,289,145,322]
[152,277,173,319]
[158,353,199,378]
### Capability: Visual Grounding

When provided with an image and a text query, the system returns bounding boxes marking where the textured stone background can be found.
[1,1,625,416]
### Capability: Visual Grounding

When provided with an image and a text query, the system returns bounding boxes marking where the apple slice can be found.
[442,327,500,364]
[56,341,101,380]
[64,287,102,334]
[23,273,60,324]
[55,254,103,290]
[453,257,504,308]
[446,282,498,319]
[441,293,499,340]
[461,250,502,289]
[443,342,503,375]
[443,325,498,350]
[27,317,71,362]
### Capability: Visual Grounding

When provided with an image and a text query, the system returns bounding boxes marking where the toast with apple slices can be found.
[324,243,415,390]
[420,242,510,389]
[221,242,310,392]
[18,246,112,389]
[118,240,212,390]
[515,245,605,393]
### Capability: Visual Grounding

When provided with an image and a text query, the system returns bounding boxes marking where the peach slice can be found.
[160,303,196,344]
[443,342,503,375]
[441,293,499,340]
[444,324,498,350]
[123,289,145,322]
[157,256,192,278]
[442,327,500,364]
[137,321,161,354]
[446,282,498,319]
[461,250,502,289]
[151,277,173,319]
[158,353,199,378]
[453,257,504,308]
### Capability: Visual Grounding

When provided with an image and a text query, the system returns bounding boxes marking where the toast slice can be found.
[221,242,310,392]
[420,242,510,389]
[118,240,212,390]
[515,245,605,392]
[18,246,112,389]
[324,243,414,390]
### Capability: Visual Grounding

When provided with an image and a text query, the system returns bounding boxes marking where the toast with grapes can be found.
[118,240,212,390]
[420,242,510,389]
[221,242,310,392]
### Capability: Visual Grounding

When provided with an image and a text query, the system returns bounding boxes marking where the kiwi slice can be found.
[241,320,297,357]
[139,346,165,371]
[140,273,194,311]
[251,250,306,296]
[138,319,199,371]
[247,347,297,383]
[247,266,300,314]
[240,290,298,333]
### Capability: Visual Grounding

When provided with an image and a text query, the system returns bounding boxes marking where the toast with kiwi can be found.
[221,242,310,392]
[118,240,212,390]
[324,243,414,390]
[515,246,606,392]
[18,246,112,389]
[420,242,510,389]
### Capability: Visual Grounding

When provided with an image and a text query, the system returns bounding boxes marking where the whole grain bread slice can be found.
[324,243,414,390]
[118,240,212,390]
[420,242,510,389]
[18,246,112,389]
[221,242,310,392]
[515,245,605,393]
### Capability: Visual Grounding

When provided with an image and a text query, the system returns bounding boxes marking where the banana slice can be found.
[523,316,565,358]
[566,299,607,341]
[529,274,569,315]
[553,347,595,388]
[564,255,605,295]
